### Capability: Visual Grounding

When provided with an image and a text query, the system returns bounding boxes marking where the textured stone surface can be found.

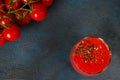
[0,0,120,80]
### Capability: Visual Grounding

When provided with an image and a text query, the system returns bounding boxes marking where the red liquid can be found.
[70,37,111,76]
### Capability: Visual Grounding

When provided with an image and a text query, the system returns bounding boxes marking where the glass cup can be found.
[70,36,111,76]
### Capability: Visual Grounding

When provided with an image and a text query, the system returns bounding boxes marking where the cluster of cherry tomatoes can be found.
[0,0,54,46]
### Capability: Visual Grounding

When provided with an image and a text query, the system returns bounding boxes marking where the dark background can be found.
[0,0,120,80]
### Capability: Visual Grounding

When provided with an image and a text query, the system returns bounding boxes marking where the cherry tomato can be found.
[42,0,54,7]
[70,36,111,76]
[3,24,21,41]
[30,2,47,21]
[6,13,15,23]
[31,9,47,21]
[0,11,5,17]
[31,2,47,10]
[5,0,21,11]
[0,17,10,26]
[22,0,35,4]
[0,0,5,10]
[15,9,31,25]
[0,30,6,46]
[22,0,30,4]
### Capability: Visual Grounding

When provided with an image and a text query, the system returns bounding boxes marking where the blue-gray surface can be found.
[0,0,120,80]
